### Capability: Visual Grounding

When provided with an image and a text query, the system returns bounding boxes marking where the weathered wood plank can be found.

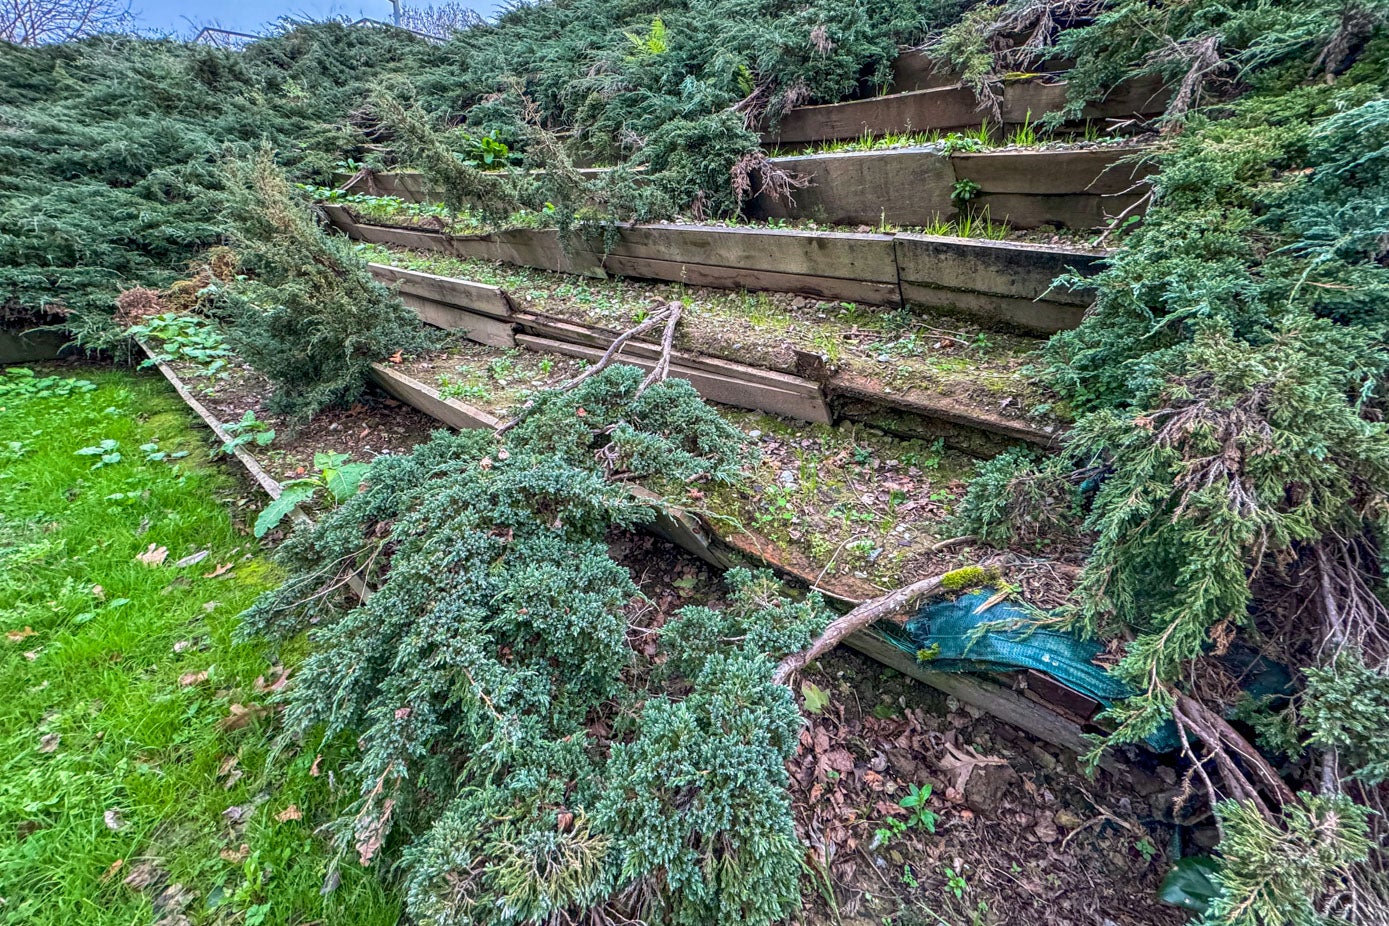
[952,147,1154,196]
[597,224,900,283]
[765,84,986,146]
[829,373,1060,450]
[894,234,1104,307]
[751,148,957,226]
[368,263,513,318]
[898,284,1085,335]
[368,363,502,430]
[401,294,518,348]
[846,628,1121,771]
[516,316,810,387]
[516,334,833,424]
[595,252,902,307]
[1,328,67,364]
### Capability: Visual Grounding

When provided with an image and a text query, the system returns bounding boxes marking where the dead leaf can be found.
[309,754,323,777]
[355,798,395,866]
[6,627,35,643]
[177,671,208,687]
[92,585,105,600]
[219,844,249,863]
[136,544,169,566]
[222,804,251,825]
[275,804,302,823]
[937,742,1009,794]
[217,703,269,732]
[202,563,233,579]
[172,639,192,654]
[100,859,125,883]
[104,809,126,831]
[388,350,403,364]
[23,649,40,661]
[123,859,165,890]
[38,733,60,753]
[172,550,209,569]
[253,667,290,694]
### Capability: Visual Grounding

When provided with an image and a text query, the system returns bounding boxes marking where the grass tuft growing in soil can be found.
[0,367,398,926]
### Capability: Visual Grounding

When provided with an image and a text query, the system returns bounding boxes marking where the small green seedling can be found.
[943,865,968,899]
[254,452,369,538]
[900,782,938,833]
[221,411,275,455]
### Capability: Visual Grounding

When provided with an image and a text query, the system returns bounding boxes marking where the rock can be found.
[1053,808,1085,830]
[1192,825,1222,850]
[963,761,1020,814]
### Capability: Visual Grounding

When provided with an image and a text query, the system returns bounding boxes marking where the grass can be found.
[0,367,399,926]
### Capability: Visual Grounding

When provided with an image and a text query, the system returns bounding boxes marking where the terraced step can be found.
[752,145,1151,231]
[362,247,1066,453]
[325,206,1106,334]
[762,73,1170,146]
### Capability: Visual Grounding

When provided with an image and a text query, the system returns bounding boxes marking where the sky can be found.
[130,0,499,38]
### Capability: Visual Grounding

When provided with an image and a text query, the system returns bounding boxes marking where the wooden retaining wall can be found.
[366,261,1058,452]
[331,209,1106,337]
[751,146,1152,231]
[352,145,1152,234]
[1,327,67,364]
[763,73,1170,146]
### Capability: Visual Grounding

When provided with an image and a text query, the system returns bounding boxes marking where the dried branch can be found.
[773,572,958,685]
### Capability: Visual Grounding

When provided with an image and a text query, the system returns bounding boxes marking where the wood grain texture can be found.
[894,234,1105,306]
[751,148,956,226]
[368,363,502,430]
[368,263,514,318]
[516,333,833,423]
[401,294,518,348]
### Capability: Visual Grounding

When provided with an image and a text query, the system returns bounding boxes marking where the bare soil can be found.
[610,530,1185,926]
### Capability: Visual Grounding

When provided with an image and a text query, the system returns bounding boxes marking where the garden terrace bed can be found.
[130,353,1179,926]
[327,207,1102,337]
[751,145,1153,231]
[363,246,1067,453]
[137,328,1119,763]
[760,73,1171,146]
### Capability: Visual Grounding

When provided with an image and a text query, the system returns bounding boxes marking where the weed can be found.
[0,368,96,402]
[900,782,938,833]
[951,178,982,203]
[943,865,969,899]
[128,313,232,378]
[254,451,370,538]
[220,410,275,455]
[74,438,122,469]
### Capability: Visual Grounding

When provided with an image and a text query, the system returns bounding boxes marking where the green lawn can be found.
[0,367,399,925]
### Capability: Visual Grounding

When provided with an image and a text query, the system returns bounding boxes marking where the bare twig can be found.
[773,572,960,685]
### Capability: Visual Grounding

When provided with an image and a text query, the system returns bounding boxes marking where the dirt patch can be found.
[159,355,438,486]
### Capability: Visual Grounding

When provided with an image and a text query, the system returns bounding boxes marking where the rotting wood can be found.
[762,74,1170,146]
[399,293,518,348]
[829,373,1060,449]
[367,263,514,318]
[368,363,503,431]
[775,573,952,684]
[516,333,833,424]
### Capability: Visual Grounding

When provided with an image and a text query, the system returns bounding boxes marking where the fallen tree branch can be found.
[773,572,955,685]
[638,302,683,393]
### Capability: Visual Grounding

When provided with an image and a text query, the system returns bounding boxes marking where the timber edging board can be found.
[752,146,1153,231]
[332,208,1105,337]
[761,73,1171,146]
